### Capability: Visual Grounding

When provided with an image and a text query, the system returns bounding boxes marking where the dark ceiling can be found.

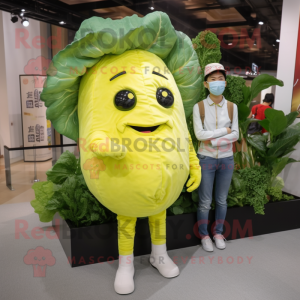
[0,0,283,72]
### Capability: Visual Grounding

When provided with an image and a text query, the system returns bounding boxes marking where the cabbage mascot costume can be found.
[41,11,202,294]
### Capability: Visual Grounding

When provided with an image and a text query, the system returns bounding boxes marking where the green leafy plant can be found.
[167,186,198,215]
[191,30,221,103]
[223,75,247,106]
[237,166,270,215]
[233,74,285,171]
[245,110,300,186]
[31,181,56,222]
[267,186,294,202]
[31,151,116,226]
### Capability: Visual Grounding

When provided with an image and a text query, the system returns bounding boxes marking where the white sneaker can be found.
[114,254,135,295]
[150,243,180,278]
[201,236,214,252]
[213,234,226,250]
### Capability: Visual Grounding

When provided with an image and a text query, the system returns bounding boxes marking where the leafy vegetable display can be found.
[223,75,247,106]
[167,186,198,216]
[234,166,269,215]
[31,151,116,227]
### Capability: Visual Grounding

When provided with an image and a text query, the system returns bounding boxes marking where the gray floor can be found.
[1,202,300,300]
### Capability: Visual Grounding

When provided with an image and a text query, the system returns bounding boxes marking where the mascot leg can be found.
[149,210,180,278]
[114,214,136,295]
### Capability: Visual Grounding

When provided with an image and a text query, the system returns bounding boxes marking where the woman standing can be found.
[193,63,239,252]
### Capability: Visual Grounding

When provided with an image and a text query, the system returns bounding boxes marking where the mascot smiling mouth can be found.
[129,125,160,133]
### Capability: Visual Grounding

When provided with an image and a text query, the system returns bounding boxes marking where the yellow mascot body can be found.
[79,50,191,218]
[40,12,202,295]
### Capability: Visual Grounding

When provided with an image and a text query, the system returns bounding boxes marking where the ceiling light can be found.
[276,39,280,42]
[21,9,25,12]
[21,17,29,27]
[20,12,24,17]
[258,21,264,25]
[228,43,233,46]
[149,0,154,10]
[11,13,18,23]
[59,21,65,24]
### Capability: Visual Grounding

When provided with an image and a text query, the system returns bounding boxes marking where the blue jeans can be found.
[197,154,234,238]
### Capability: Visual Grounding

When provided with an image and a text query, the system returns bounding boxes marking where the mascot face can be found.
[78,49,190,217]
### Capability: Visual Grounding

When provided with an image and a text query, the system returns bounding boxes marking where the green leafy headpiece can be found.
[40,11,201,141]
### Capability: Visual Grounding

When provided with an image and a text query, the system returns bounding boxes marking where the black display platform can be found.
[52,198,300,267]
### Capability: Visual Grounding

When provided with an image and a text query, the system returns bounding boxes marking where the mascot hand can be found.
[186,133,201,192]
[186,164,201,193]
[102,144,127,160]
[90,138,127,160]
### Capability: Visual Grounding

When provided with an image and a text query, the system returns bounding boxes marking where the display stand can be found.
[53,198,300,268]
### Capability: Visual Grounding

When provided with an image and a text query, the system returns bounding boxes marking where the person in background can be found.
[248,93,274,135]
[193,63,239,252]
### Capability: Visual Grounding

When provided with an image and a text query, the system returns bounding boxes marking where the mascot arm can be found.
[89,131,127,160]
[186,132,201,192]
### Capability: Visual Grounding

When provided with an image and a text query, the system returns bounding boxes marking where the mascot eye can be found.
[114,90,136,111]
[156,88,174,108]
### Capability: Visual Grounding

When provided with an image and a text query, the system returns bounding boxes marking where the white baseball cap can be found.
[205,63,226,77]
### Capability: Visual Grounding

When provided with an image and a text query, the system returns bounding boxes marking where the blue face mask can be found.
[207,81,226,96]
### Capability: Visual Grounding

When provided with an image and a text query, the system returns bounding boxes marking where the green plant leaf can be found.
[238,103,250,122]
[242,85,251,106]
[250,74,284,100]
[31,181,56,222]
[267,123,300,158]
[181,200,192,208]
[192,190,199,202]
[223,75,246,105]
[264,108,287,137]
[173,207,184,215]
[45,198,61,210]
[270,157,290,178]
[165,31,202,119]
[271,176,284,189]
[192,30,222,74]
[234,151,243,169]
[258,119,270,131]
[192,30,221,101]
[232,171,242,191]
[173,195,183,206]
[247,134,268,154]
[46,151,77,184]
[91,212,100,222]
[286,111,299,127]
[240,119,256,135]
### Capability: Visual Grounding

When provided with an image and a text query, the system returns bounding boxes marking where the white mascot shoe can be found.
[150,243,180,278]
[114,254,135,294]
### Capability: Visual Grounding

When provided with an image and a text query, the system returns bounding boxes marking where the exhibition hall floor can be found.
[0,157,51,205]
[1,199,300,300]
